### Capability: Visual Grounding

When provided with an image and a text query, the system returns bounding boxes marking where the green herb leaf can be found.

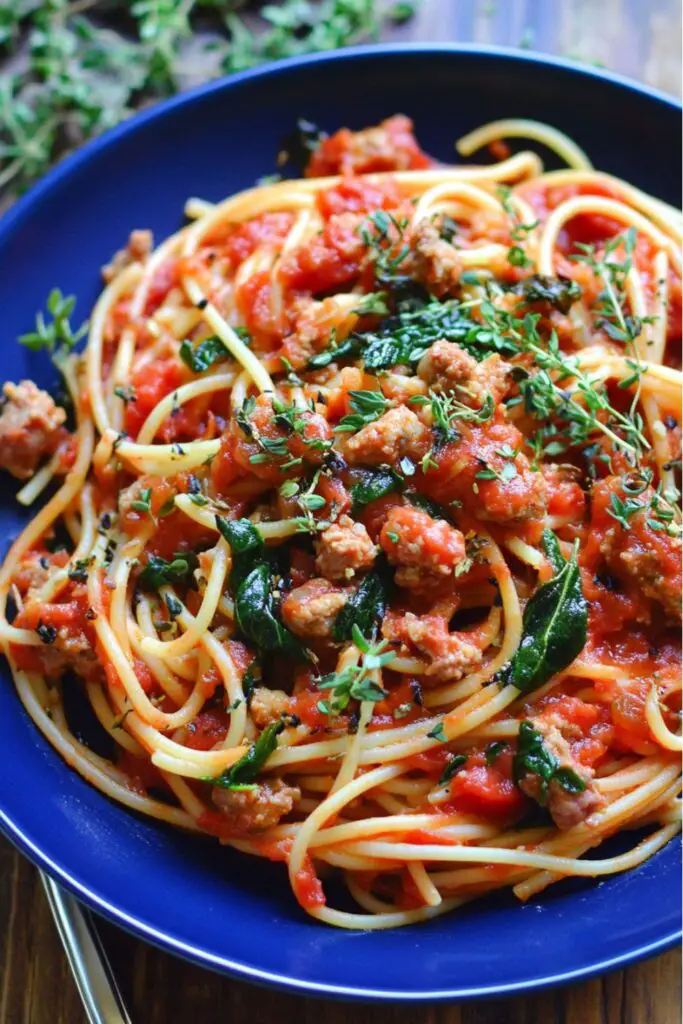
[439,754,467,784]
[235,563,307,661]
[19,288,87,355]
[138,551,199,590]
[507,538,587,694]
[209,720,285,790]
[350,467,402,512]
[215,516,264,591]
[484,741,507,765]
[513,720,586,803]
[335,390,390,433]
[179,335,234,374]
[332,566,391,642]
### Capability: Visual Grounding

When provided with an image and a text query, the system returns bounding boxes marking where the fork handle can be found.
[41,873,132,1024]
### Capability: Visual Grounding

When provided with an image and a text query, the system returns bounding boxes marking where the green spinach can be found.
[179,336,229,373]
[216,516,264,591]
[332,566,391,642]
[235,563,307,660]
[209,719,285,790]
[350,467,402,512]
[515,274,583,315]
[513,721,586,803]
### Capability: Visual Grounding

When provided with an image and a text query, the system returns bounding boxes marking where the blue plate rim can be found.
[1,805,680,1001]
[0,42,680,250]
[0,43,680,1001]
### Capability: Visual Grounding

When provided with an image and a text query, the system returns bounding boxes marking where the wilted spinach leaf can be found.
[332,565,391,642]
[235,563,307,661]
[209,719,285,790]
[513,720,586,803]
[179,336,229,373]
[350,467,402,512]
[216,516,264,591]
[515,274,582,314]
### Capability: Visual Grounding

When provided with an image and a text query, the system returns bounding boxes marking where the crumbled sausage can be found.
[411,219,462,297]
[383,611,483,683]
[379,371,427,405]
[593,477,681,621]
[519,721,605,830]
[417,339,478,391]
[280,296,359,370]
[379,506,465,589]
[212,778,300,835]
[23,628,102,683]
[0,381,66,480]
[12,550,69,596]
[281,578,348,638]
[315,515,376,581]
[250,687,292,728]
[417,341,513,405]
[344,406,429,466]
[102,229,153,283]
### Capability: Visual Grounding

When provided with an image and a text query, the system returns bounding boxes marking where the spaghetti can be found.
[0,115,681,930]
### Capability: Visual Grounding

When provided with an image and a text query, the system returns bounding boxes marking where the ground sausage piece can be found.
[0,381,66,480]
[12,550,69,596]
[315,515,376,581]
[382,611,483,683]
[411,219,462,297]
[379,506,466,589]
[593,477,681,621]
[250,688,292,728]
[102,229,153,283]
[344,406,429,466]
[417,341,513,405]
[15,629,102,683]
[211,778,300,835]
[518,721,605,830]
[281,578,348,638]
[306,115,430,177]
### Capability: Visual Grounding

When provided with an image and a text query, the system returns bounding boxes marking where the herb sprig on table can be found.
[0,0,417,199]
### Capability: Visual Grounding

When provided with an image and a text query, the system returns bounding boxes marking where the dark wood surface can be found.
[1,2,681,1022]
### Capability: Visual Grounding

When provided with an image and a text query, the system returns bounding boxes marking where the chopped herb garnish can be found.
[138,552,199,590]
[335,390,390,433]
[317,624,393,716]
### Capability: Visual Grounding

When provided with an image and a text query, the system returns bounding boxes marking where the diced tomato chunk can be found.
[125,359,186,439]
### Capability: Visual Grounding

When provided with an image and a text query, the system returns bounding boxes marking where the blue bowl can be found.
[0,45,680,1001]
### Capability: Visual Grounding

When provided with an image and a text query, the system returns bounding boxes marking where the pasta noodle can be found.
[0,114,680,929]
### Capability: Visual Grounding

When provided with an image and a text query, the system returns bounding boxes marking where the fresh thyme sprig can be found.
[496,184,540,269]
[488,302,649,459]
[317,623,395,717]
[19,287,88,357]
[0,1,417,199]
[409,389,495,470]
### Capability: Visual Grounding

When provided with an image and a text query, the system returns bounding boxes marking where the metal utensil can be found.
[40,873,132,1024]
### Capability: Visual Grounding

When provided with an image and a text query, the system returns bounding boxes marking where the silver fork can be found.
[41,873,132,1024]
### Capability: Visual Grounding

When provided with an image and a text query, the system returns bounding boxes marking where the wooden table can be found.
[1,1,681,1021]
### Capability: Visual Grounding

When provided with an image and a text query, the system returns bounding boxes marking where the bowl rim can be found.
[0,42,680,1002]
